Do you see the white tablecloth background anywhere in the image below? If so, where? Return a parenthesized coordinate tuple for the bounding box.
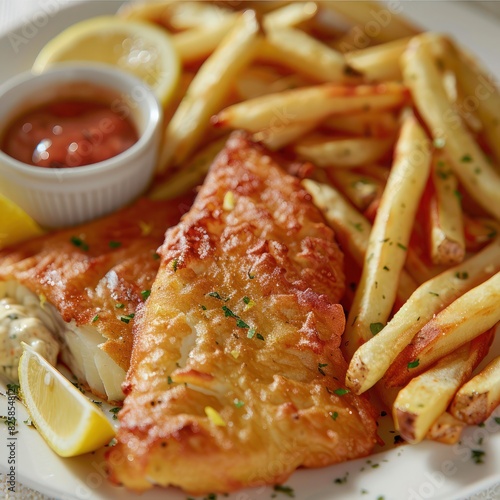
(0, 0, 500, 499)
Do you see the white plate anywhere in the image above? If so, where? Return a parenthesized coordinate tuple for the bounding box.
(0, 1, 499, 499)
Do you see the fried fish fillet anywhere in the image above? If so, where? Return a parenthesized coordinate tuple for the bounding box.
(107, 132, 378, 493)
(0, 196, 192, 401)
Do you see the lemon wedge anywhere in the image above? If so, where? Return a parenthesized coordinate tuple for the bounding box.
(32, 16, 180, 106)
(0, 194, 44, 250)
(18, 344, 116, 457)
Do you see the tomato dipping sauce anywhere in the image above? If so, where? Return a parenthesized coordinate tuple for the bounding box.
(1, 99, 138, 168)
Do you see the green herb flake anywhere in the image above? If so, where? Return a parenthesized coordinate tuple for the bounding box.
(172, 259, 178, 272)
(233, 399, 245, 408)
(330, 411, 339, 421)
(429, 291, 440, 297)
(120, 313, 135, 324)
(92, 314, 99, 323)
(109, 241, 122, 249)
(455, 272, 469, 280)
(397, 242, 407, 251)
(273, 485, 295, 498)
(141, 289, 151, 300)
(109, 407, 120, 420)
(256, 333, 265, 341)
(248, 270, 255, 279)
(334, 388, 350, 396)
(243, 296, 251, 305)
(115, 303, 125, 309)
(200, 305, 207, 311)
(370, 322, 384, 335)
(167, 376, 173, 385)
(494, 417, 500, 425)
(471, 449, 485, 464)
(461, 154, 473, 163)
(351, 222, 364, 232)
(318, 363, 328, 376)
(70, 236, 89, 251)
(333, 472, 349, 484)
(222, 306, 239, 319)
(407, 359, 420, 369)
(236, 318, 250, 329)
(383, 265, 390, 271)
(247, 328, 256, 339)
(152, 252, 160, 260)
(208, 291, 224, 300)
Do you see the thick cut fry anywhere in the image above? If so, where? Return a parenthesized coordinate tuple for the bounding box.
(386, 272, 500, 386)
(149, 138, 226, 200)
(158, 11, 259, 173)
(425, 412, 466, 445)
(323, 1, 419, 45)
(171, 15, 238, 64)
(303, 178, 417, 309)
(393, 332, 493, 444)
(450, 353, 500, 425)
(260, 28, 361, 84)
(263, 2, 318, 30)
(346, 237, 500, 394)
(343, 114, 431, 360)
(428, 155, 465, 265)
(402, 40, 500, 220)
(295, 135, 393, 168)
(212, 82, 409, 133)
(345, 37, 411, 82)
(253, 121, 318, 151)
(323, 111, 399, 138)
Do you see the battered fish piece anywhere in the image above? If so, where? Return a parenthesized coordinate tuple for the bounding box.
(0, 196, 192, 401)
(107, 132, 378, 493)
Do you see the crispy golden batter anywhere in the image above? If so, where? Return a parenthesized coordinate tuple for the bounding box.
(107, 132, 377, 494)
(0, 196, 192, 374)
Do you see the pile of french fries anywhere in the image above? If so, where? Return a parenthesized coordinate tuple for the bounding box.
(119, 1, 500, 446)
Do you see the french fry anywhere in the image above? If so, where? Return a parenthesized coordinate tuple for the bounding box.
(294, 134, 394, 168)
(463, 214, 500, 251)
(450, 353, 500, 425)
(425, 412, 466, 445)
(212, 82, 409, 133)
(263, 2, 318, 30)
(326, 169, 384, 212)
(393, 331, 493, 444)
(260, 28, 361, 84)
(385, 272, 500, 387)
(253, 121, 318, 151)
(167, 2, 233, 29)
(345, 37, 411, 82)
(149, 138, 226, 201)
(171, 15, 238, 64)
(343, 113, 431, 360)
(117, 0, 176, 23)
(347, 237, 500, 394)
(303, 178, 418, 311)
(323, 110, 399, 138)
(428, 154, 465, 265)
(322, 1, 419, 44)
(158, 11, 260, 173)
(402, 39, 500, 221)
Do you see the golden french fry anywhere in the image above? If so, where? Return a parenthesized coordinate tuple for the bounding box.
(346, 237, 500, 395)
(168, 2, 233, 29)
(323, 110, 399, 138)
(171, 15, 238, 64)
(428, 154, 465, 265)
(343, 113, 431, 360)
(294, 134, 394, 168)
(323, 1, 419, 45)
(263, 2, 318, 30)
(303, 178, 417, 308)
(345, 37, 411, 82)
(253, 121, 318, 151)
(450, 353, 500, 425)
(212, 82, 409, 133)
(426, 412, 466, 445)
(394, 333, 492, 444)
(463, 214, 500, 251)
(386, 272, 500, 387)
(158, 11, 260, 173)
(260, 28, 361, 84)
(327, 169, 384, 212)
(402, 39, 500, 220)
(149, 138, 226, 201)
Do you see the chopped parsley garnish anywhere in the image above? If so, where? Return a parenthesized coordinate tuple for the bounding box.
(370, 322, 384, 335)
(248, 270, 255, 279)
(273, 485, 295, 497)
(334, 388, 350, 396)
(383, 265, 390, 271)
(109, 407, 120, 420)
(141, 289, 151, 300)
(222, 306, 238, 319)
(471, 449, 485, 464)
(461, 154, 473, 162)
(407, 359, 420, 369)
(494, 417, 500, 425)
(330, 411, 339, 421)
(120, 313, 135, 324)
(429, 291, 440, 297)
(208, 291, 225, 301)
(115, 303, 125, 309)
(167, 376, 173, 385)
(172, 259, 178, 272)
(236, 318, 250, 329)
(397, 243, 407, 251)
(152, 252, 160, 260)
(109, 241, 122, 248)
(333, 472, 349, 484)
(455, 272, 468, 280)
(70, 236, 89, 251)
(200, 305, 207, 311)
(247, 329, 256, 339)
(256, 333, 265, 341)
(92, 314, 99, 323)
(351, 222, 364, 232)
(318, 363, 328, 376)
(243, 296, 251, 305)
(234, 399, 245, 408)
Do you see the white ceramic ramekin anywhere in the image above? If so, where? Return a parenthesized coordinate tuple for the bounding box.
(0, 63, 162, 228)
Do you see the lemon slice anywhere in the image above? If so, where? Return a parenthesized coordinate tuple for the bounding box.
(0, 194, 44, 250)
(32, 16, 180, 106)
(18, 344, 116, 457)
